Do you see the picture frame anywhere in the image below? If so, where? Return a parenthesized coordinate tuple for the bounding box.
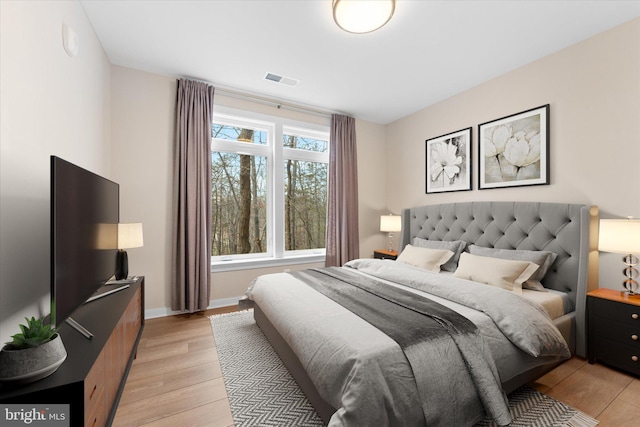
(425, 127, 472, 193)
(478, 104, 549, 190)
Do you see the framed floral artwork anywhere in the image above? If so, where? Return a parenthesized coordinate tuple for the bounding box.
(425, 127, 472, 193)
(478, 104, 549, 189)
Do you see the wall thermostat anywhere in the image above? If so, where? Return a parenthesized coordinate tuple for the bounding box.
(62, 24, 79, 57)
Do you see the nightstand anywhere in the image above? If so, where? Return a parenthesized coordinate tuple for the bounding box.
(373, 249, 398, 260)
(587, 288, 640, 376)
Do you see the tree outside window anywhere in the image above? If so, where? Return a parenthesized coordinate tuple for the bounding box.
(211, 113, 329, 263)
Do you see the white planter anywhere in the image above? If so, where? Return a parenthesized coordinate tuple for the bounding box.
(0, 334, 67, 384)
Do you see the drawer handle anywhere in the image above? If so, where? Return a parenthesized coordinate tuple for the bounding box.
(633, 313, 639, 320)
(633, 356, 639, 362)
(89, 384, 97, 400)
(633, 335, 639, 341)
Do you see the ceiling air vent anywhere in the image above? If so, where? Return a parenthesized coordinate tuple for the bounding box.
(265, 72, 299, 87)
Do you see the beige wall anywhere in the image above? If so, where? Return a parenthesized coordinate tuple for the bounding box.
(110, 67, 176, 314)
(356, 120, 390, 254)
(385, 18, 640, 289)
(0, 1, 112, 344)
(110, 67, 388, 316)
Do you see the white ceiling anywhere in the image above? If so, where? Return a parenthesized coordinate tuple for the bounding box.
(81, 0, 640, 124)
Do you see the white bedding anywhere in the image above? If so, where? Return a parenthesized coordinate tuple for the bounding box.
(522, 289, 567, 320)
(436, 270, 568, 320)
(247, 259, 571, 426)
(343, 262, 570, 380)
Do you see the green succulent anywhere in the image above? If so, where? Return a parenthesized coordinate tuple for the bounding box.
(4, 317, 59, 350)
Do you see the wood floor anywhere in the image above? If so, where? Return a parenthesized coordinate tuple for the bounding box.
(113, 307, 640, 427)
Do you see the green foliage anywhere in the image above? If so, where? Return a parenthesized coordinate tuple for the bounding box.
(4, 317, 59, 350)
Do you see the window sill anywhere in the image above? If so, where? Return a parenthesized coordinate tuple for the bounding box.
(211, 254, 325, 272)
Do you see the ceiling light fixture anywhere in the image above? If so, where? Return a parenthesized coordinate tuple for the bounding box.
(332, 0, 395, 34)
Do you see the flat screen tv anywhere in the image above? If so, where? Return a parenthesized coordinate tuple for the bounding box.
(50, 156, 119, 328)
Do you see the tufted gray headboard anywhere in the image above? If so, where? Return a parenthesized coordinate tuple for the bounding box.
(400, 201, 597, 357)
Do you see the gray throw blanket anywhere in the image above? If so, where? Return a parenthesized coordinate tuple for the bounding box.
(346, 259, 571, 359)
(290, 267, 512, 426)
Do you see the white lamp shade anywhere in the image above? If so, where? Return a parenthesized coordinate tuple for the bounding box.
(380, 215, 401, 233)
(117, 223, 144, 249)
(598, 218, 640, 254)
(333, 0, 395, 34)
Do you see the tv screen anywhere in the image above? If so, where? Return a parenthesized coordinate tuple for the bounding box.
(50, 156, 119, 328)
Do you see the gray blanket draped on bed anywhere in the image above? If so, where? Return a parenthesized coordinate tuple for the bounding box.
(346, 259, 572, 359)
(290, 267, 512, 426)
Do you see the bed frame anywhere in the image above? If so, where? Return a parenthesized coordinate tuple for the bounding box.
(254, 201, 598, 424)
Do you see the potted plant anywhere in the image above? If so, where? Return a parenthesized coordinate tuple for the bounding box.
(0, 316, 67, 384)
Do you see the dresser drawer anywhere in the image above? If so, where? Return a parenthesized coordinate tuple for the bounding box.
(592, 336, 640, 376)
(84, 386, 106, 427)
(588, 290, 640, 376)
(84, 349, 107, 427)
(591, 297, 640, 323)
(593, 316, 640, 345)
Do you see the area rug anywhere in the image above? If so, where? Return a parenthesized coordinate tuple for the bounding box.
(210, 310, 598, 427)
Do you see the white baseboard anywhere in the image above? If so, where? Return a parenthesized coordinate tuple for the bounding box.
(144, 296, 242, 319)
(208, 296, 242, 309)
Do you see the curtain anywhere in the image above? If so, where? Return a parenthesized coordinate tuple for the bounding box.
(171, 79, 215, 312)
(325, 114, 359, 267)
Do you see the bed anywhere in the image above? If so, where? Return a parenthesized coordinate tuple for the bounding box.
(245, 201, 598, 426)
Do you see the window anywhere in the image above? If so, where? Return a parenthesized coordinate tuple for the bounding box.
(210, 108, 329, 269)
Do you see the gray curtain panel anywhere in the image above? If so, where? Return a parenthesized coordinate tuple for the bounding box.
(171, 79, 214, 312)
(326, 114, 360, 267)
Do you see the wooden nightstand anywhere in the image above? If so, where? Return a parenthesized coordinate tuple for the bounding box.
(373, 249, 398, 260)
(587, 288, 640, 376)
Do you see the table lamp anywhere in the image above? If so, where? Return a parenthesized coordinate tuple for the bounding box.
(116, 223, 144, 280)
(598, 217, 640, 295)
(380, 214, 402, 252)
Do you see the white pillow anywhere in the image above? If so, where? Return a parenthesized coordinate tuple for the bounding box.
(396, 245, 454, 272)
(467, 245, 557, 291)
(453, 252, 540, 294)
(412, 238, 467, 272)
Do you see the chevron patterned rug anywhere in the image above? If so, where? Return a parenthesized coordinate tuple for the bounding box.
(210, 310, 598, 427)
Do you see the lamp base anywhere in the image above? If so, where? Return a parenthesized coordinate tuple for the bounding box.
(623, 281, 639, 295)
(621, 290, 640, 299)
(116, 250, 128, 280)
(622, 253, 639, 295)
(387, 232, 394, 252)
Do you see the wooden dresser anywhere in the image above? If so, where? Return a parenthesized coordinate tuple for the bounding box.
(587, 287, 640, 376)
(0, 277, 144, 426)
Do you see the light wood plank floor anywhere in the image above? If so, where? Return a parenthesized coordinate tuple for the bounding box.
(113, 307, 640, 427)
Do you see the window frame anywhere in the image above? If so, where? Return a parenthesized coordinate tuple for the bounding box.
(211, 106, 330, 272)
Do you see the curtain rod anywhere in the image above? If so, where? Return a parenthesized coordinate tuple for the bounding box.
(180, 76, 346, 119)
